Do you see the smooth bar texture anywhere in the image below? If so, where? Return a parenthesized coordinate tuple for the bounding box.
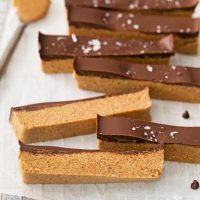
(10, 88, 151, 143)
(19, 142, 164, 184)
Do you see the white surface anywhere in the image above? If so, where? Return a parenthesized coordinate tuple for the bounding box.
(0, 1, 200, 200)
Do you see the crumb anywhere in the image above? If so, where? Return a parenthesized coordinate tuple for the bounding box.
(191, 180, 199, 190)
(182, 110, 190, 119)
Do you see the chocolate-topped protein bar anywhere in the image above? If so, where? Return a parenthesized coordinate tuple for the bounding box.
(19, 141, 164, 184)
(67, 6, 200, 54)
(65, 0, 199, 17)
(74, 57, 200, 103)
(97, 115, 200, 163)
(39, 32, 174, 73)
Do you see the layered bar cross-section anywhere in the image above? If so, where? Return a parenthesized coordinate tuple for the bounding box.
(19, 142, 164, 184)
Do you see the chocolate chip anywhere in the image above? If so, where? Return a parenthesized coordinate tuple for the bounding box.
(182, 110, 190, 119)
(191, 180, 199, 190)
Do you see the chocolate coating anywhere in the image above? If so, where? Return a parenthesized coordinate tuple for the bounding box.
(97, 115, 200, 146)
(39, 32, 174, 60)
(66, 0, 199, 10)
(74, 57, 200, 88)
(19, 141, 162, 154)
(68, 6, 200, 35)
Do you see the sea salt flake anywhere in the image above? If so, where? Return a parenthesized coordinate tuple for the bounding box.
(146, 65, 153, 72)
(132, 127, 136, 131)
(93, 0, 98, 7)
(140, 50, 145, 54)
(170, 131, 178, 138)
(116, 41, 122, 46)
(129, 13, 134, 18)
(117, 13, 123, 19)
(103, 41, 108, 45)
(82, 45, 92, 54)
(186, 28, 191, 32)
(105, 0, 111, 4)
(57, 36, 65, 41)
(127, 19, 132, 25)
(71, 33, 78, 43)
(133, 24, 139, 30)
(88, 39, 102, 51)
(129, 4, 135, 9)
(105, 12, 110, 17)
(171, 65, 176, 70)
(144, 126, 151, 130)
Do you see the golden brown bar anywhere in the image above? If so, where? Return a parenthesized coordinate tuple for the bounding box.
(74, 57, 200, 103)
(10, 88, 151, 143)
(19, 142, 164, 184)
(97, 115, 200, 164)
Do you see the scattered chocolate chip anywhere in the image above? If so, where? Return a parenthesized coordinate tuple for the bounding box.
(191, 180, 199, 190)
(182, 110, 190, 119)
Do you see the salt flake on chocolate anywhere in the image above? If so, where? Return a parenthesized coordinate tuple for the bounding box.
(71, 34, 78, 43)
(133, 24, 139, 30)
(144, 126, 151, 130)
(88, 39, 102, 52)
(170, 131, 178, 139)
(147, 65, 153, 72)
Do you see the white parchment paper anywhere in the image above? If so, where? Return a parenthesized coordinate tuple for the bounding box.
(0, 1, 200, 199)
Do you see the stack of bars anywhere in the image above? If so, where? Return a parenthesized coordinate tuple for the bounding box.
(10, 0, 200, 184)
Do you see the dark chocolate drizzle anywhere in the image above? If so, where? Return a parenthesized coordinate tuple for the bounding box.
(74, 57, 200, 88)
(39, 32, 174, 60)
(68, 6, 200, 35)
(65, 0, 199, 11)
(97, 115, 200, 146)
(19, 141, 163, 154)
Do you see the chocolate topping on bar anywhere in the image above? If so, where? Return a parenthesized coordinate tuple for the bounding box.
(74, 57, 200, 87)
(19, 141, 162, 154)
(11, 96, 106, 112)
(97, 115, 200, 146)
(66, 0, 199, 10)
(68, 6, 200, 35)
(39, 32, 174, 60)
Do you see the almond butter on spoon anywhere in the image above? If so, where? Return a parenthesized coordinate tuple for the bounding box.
(13, 0, 51, 22)
(0, 0, 51, 76)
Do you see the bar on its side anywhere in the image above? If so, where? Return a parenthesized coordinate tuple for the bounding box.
(19, 142, 164, 184)
(39, 32, 174, 73)
(74, 57, 200, 103)
(65, 0, 199, 17)
(97, 115, 200, 164)
(68, 7, 200, 54)
(10, 88, 151, 143)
